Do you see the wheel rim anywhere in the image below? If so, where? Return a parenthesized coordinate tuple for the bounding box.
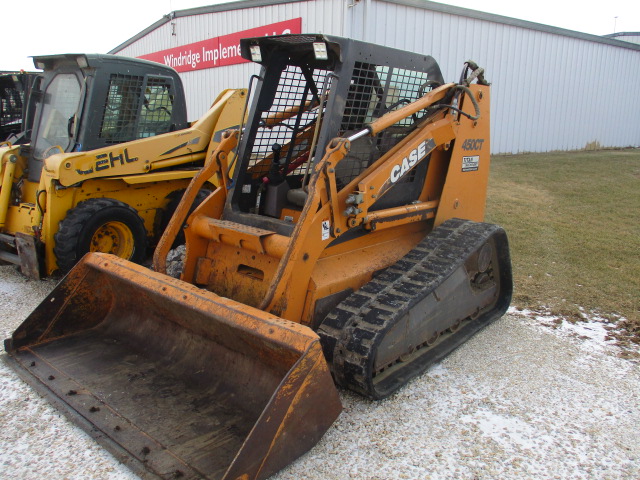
(89, 221, 135, 259)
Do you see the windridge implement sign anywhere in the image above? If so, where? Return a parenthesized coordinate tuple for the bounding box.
(139, 19, 302, 72)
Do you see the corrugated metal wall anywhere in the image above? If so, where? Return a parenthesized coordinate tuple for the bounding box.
(113, 0, 640, 154)
(345, 0, 640, 153)
(115, 0, 346, 120)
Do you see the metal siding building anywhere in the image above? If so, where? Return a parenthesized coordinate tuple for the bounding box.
(112, 0, 345, 122)
(111, 0, 640, 154)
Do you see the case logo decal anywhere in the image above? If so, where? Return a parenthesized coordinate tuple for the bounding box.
(390, 138, 435, 184)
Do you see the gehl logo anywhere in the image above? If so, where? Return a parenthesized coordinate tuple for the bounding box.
(76, 148, 139, 175)
(390, 138, 436, 184)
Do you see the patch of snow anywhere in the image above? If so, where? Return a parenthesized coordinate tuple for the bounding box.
(0, 279, 22, 295)
(559, 319, 612, 346)
(426, 362, 448, 378)
(508, 306, 624, 355)
(460, 408, 551, 451)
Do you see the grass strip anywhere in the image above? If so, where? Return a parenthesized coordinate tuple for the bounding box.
(485, 149, 639, 346)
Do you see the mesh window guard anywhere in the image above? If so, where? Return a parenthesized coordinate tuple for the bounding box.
(247, 66, 330, 180)
(99, 74, 144, 143)
(138, 78, 174, 138)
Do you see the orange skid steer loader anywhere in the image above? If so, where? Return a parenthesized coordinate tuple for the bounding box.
(5, 35, 512, 480)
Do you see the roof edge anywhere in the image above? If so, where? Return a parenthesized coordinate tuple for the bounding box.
(603, 31, 640, 38)
(382, 0, 640, 51)
(173, 0, 307, 18)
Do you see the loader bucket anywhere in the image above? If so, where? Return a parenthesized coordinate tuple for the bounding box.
(4, 253, 342, 480)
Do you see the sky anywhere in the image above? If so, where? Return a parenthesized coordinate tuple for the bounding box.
(2, 0, 638, 71)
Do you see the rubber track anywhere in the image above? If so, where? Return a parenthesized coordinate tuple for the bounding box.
(53, 198, 143, 273)
(318, 218, 510, 399)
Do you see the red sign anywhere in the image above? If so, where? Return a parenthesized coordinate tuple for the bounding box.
(140, 18, 302, 72)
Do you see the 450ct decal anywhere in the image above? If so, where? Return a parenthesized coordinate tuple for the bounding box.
(461, 139, 485, 151)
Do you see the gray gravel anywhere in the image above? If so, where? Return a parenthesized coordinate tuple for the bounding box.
(1, 264, 638, 480)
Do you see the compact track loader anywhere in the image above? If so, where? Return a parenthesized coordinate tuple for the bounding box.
(5, 35, 512, 480)
(0, 54, 245, 277)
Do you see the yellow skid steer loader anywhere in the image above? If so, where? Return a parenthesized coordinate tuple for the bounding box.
(5, 35, 512, 480)
(0, 54, 245, 277)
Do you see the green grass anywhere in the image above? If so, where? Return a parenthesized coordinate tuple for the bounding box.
(485, 149, 640, 337)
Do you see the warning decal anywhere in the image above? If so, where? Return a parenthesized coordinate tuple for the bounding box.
(462, 155, 480, 172)
(321, 220, 331, 241)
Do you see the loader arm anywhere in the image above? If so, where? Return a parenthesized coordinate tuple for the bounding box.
(259, 82, 487, 319)
(44, 89, 246, 187)
(153, 130, 238, 274)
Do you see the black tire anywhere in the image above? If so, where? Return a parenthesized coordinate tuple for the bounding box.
(160, 189, 211, 248)
(54, 198, 147, 273)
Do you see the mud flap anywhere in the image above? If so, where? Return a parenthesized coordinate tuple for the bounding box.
(4, 253, 342, 480)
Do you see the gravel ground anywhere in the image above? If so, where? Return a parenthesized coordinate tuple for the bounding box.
(1, 264, 638, 480)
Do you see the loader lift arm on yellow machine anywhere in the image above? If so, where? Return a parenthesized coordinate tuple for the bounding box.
(5, 35, 512, 480)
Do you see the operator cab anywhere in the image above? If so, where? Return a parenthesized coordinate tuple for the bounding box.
(23, 54, 188, 182)
(226, 34, 445, 235)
